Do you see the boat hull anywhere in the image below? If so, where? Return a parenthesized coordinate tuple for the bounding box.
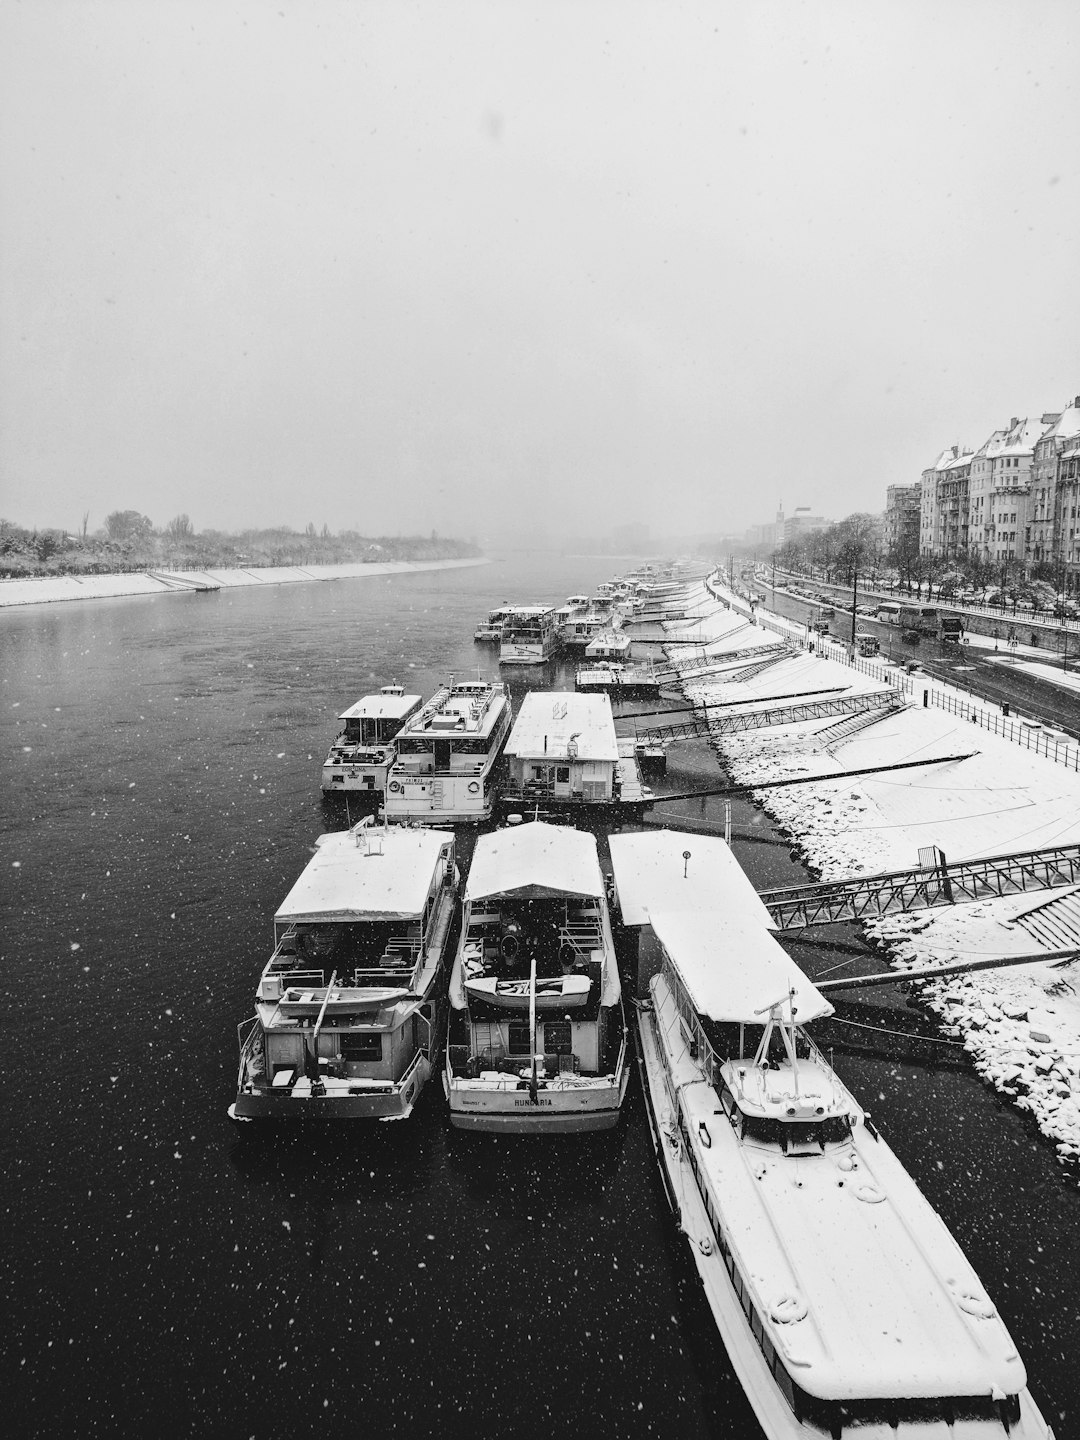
(446, 1069, 628, 1133)
(233, 1060, 431, 1121)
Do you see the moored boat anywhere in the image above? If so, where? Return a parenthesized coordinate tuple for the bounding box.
(499, 605, 559, 665)
(474, 603, 513, 642)
(575, 660, 660, 698)
(444, 821, 631, 1132)
(231, 823, 459, 1121)
(320, 684, 423, 796)
(383, 678, 513, 824)
(612, 850, 1054, 1437)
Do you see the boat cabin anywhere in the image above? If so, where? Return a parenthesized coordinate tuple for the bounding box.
(584, 630, 631, 660)
(503, 691, 619, 802)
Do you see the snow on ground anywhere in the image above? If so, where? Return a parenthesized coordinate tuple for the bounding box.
(667, 578, 1080, 1167)
(0, 557, 488, 608)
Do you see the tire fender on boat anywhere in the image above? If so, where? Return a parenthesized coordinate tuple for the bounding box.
(770, 1293, 808, 1324)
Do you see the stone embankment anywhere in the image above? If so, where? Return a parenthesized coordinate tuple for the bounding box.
(0, 556, 489, 608)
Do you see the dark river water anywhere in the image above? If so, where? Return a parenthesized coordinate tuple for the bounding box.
(2, 554, 1077, 1440)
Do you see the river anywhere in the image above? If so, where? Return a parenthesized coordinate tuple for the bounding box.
(2, 553, 1075, 1439)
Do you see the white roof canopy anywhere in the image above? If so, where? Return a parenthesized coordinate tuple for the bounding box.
(275, 828, 453, 924)
(650, 908, 833, 1024)
(608, 830, 776, 929)
(505, 692, 619, 763)
(337, 692, 421, 722)
(466, 822, 603, 902)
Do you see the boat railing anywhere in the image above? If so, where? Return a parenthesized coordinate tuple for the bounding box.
(352, 936, 424, 986)
(393, 757, 490, 777)
(559, 920, 602, 954)
(277, 969, 327, 991)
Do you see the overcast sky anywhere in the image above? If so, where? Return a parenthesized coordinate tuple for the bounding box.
(1, 0, 1077, 543)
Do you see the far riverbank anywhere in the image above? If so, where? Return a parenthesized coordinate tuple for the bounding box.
(0, 555, 490, 608)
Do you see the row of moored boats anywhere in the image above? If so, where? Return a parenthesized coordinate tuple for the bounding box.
(230, 560, 1054, 1440)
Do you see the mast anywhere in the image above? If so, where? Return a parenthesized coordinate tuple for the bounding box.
(528, 948, 539, 1104)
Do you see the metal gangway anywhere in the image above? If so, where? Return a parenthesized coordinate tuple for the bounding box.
(621, 689, 898, 745)
(760, 841, 1080, 932)
(657, 640, 792, 682)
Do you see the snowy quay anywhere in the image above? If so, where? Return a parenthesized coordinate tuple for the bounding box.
(0, 556, 489, 608)
(637, 571, 1080, 1173)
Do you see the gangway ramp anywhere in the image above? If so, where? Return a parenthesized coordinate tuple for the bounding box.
(815, 696, 907, 749)
(622, 689, 897, 745)
(662, 641, 793, 682)
(760, 842, 1080, 932)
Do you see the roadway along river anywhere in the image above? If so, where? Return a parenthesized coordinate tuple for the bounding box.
(754, 580, 1080, 737)
(3, 554, 1077, 1440)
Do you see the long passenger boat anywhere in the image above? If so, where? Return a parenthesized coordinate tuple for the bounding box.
(627, 898, 1054, 1438)
(444, 821, 630, 1132)
(382, 678, 512, 824)
(230, 823, 458, 1121)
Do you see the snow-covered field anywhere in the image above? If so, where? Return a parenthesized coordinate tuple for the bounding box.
(0, 556, 488, 607)
(655, 579, 1080, 1168)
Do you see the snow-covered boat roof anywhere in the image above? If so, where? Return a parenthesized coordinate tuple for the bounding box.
(275, 827, 454, 924)
(650, 908, 832, 1023)
(504, 692, 619, 763)
(466, 821, 604, 902)
(400, 681, 509, 739)
(608, 830, 776, 929)
(337, 692, 422, 722)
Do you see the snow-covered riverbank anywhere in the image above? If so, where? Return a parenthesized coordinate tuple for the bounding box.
(0, 556, 489, 608)
(653, 578, 1080, 1169)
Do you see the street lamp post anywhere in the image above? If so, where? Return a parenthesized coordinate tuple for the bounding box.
(850, 564, 858, 647)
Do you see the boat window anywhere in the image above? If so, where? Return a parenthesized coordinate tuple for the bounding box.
(790, 1390, 1021, 1430)
(740, 1112, 785, 1146)
(507, 1022, 531, 1056)
(341, 1034, 383, 1061)
(543, 1020, 572, 1054)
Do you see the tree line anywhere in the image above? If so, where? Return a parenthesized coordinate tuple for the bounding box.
(0, 512, 481, 578)
(744, 512, 1059, 606)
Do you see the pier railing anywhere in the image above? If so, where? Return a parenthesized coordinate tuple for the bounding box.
(714, 576, 1080, 774)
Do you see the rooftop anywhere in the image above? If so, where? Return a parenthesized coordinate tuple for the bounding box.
(505, 691, 619, 762)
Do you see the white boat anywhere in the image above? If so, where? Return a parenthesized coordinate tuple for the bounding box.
(575, 660, 660, 697)
(462, 973, 592, 1010)
(444, 821, 631, 1132)
(320, 684, 423, 795)
(584, 630, 631, 660)
(498, 605, 559, 665)
(474, 603, 513, 642)
(231, 823, 458, 1121)
(623, 892, 1054, 1438)
(383, 678, 513, 824)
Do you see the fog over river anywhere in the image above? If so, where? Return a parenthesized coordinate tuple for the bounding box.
(3, 554, 1076, 1439)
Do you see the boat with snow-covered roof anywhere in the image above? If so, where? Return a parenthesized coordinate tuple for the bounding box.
(610, 835, 1053, 1439)
(230, 822, 458, 1121)
(320, 684, 423, 797)
(444, 821, 630, 1132)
